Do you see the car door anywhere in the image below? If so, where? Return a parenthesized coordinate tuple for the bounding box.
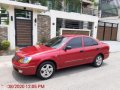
(81, 36, 100, 64)
(59, 37, 84, 68)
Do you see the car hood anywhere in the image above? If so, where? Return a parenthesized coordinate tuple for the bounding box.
(16, 45, 54, 56)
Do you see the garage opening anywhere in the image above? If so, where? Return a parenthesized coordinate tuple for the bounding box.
(56, 18, 94, 36)
(97, 22, 118, 41)
(15, 9, 33, 47)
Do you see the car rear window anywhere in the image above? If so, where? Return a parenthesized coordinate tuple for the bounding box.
(84, 37, 98, 47)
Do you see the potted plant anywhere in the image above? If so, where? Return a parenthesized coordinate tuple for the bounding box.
(0, 40, 10, 55)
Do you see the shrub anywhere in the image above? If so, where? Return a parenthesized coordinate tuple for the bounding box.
(40, 36, 47, 44)
(1, 40, 10, 50)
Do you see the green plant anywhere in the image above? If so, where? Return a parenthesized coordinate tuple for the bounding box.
(40, 36, 47, 44)
(1, 40, 10, 50)
(94, 2, 98, 6)
(91, 0, 98, 7)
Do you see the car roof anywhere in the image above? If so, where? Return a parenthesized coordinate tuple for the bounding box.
(62, 34, 100, 43)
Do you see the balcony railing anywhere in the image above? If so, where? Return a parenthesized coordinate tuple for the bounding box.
(8, 0, 98, 16)
(82, 7, 98, 16)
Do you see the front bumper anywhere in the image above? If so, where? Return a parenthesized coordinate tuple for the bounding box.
(12, 59, 37, 75)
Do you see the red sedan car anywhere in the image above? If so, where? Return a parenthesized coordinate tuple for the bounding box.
(12, 35, 109, 80)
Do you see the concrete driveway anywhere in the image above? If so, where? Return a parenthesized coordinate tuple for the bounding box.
(102, 41, 120, 52)
(0, 52, 120, 90)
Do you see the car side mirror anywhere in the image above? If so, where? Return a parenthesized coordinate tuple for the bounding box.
(64, 46, 72, 51)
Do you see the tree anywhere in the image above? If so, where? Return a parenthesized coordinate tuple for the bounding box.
(37, 0, 48, 6)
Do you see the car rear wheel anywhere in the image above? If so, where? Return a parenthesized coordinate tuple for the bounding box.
(36, 61, 55, 80)
(92, 55, 103, 67)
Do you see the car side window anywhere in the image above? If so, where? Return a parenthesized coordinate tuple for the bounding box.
(84, 37, 98, 47)
(66, 37, 82, 49)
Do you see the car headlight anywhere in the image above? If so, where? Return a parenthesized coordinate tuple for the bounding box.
(18, 57, 32, 64)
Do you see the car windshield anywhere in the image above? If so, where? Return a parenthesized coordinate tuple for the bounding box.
(44, 36, 68, 49)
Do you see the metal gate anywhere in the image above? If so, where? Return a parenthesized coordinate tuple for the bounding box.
(15, 9, 33, 47)
(97, 22, 118, 41)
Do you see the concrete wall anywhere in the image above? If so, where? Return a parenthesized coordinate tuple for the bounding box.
(0, 26, 8, 41)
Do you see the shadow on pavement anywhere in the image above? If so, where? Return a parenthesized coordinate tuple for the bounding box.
(54, 63, 107, 78)
(12, 63, 108, 83)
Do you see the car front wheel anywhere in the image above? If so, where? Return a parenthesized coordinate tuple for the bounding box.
(36, 61, 55, 80)
(92, 55, 103, 67)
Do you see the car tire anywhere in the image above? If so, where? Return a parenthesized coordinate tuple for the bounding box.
(92, 55, 103, 67)
(36, 61, 55, 80)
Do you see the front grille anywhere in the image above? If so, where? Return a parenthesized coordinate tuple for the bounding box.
(13, 55, 21, 61)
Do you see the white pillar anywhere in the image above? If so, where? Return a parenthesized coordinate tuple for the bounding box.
(50, 15, 56, 38)
(83, 21, 88, 29)
(117, 22, 120, 41)
(7, 6, 15, 50)
(33, 9, 38, 45)
(92, 20, 98, 38)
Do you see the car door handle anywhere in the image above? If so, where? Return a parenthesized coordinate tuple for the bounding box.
(96, 48, 100, 50)
(80, 50, 84, 53)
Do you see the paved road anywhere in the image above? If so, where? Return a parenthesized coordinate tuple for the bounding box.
(102, 41, 120, 53)
(0, 52, 120, 90)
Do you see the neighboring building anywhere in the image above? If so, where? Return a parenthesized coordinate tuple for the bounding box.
(99, 0, 118, 17)
(0, 0, 99, 49)
(98, 0, 120, 41)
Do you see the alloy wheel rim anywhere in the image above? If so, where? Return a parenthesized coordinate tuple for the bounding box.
(40, 64, 53, 78)
(96, 56, 102, 66)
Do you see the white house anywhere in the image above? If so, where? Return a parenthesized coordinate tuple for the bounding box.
(0, 0, 99, 50)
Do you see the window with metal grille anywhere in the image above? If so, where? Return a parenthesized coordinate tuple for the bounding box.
(15, 9, 32, 20)
(0, 7, 9, 25)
